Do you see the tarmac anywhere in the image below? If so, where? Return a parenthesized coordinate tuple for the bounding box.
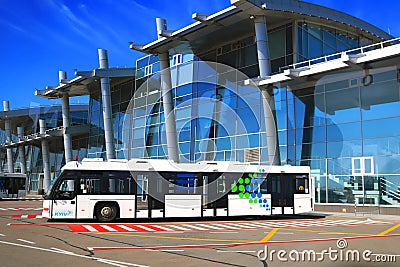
(310, 211, 400, 221)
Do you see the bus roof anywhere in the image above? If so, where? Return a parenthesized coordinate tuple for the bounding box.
(61, 158, 310, 174)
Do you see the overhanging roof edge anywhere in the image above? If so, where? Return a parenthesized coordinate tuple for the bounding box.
(234, 0, 392, 40)
(139, 6, 241, 53)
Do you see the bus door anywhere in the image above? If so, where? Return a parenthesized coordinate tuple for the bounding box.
(51, 177, 77, 219)
(202, 175, 214, 217)
(146, 173, 164, 218)
(164, 173, 201, 218)
(136, 174, 149, 218)
(269, 174, 294, 215)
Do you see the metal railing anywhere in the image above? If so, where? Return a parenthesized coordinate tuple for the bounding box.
(380, 177, 400, 203)
(279, 37, 400, 73)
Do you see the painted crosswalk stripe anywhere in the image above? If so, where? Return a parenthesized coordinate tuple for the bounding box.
(116, 225, 137, 232)
(164, 225, 192, 231)
(248, 222, 273, 228)
(82, 225, 99, 232)
(134, 225, 156, 232)
(214, 224, 243, 230)
(235, 223, 259, 228)
(100, 225, 118, 232)
(148, 225, 172, 231)
(181, 224, 210, 231)
(192, 224, 224, 230)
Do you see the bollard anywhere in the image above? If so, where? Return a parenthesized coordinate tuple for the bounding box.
(354, 197, 357, 216)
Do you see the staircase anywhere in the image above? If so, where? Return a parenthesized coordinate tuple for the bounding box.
(380, 177, 400, 205)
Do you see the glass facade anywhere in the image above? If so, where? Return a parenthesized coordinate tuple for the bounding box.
(0, 106, 89, 191)
(127, 59, 268, 163)
(87, 79, 135, 159)
(296, 22, 369, 62)
(119, 17, 400, 207)
(281, 66, 400, 205)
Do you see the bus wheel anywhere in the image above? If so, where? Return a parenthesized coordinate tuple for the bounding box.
(96, 202, 117, 222)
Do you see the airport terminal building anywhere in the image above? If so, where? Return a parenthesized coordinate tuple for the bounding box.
(0, 103, 88, 195)
(2, 0, 400, 214)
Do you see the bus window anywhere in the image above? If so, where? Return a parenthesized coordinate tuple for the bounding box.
(107, 172, 134, 194)
(163, 172, 199, 195)
(260, 179, 268, 194)
(295, 175, 309, 194)
(79, 178, 101, 194)
(55, 178, 76, 200)
(217, 175, 226, 193)
(271, 174, 281, 193)
(137, 174, 148, 201)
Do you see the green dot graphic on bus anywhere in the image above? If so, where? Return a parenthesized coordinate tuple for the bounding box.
(231, 169, 270, 211)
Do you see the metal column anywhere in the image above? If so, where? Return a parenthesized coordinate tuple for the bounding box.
(39, 119, 51, 193)
(98, 49, 116, 160)
(156, 18, 179, 163)
(17, 127, 27, 174)
(254, 16, 281, 165)
(3, 100, 14, 173)
(61, 92, 73, 163)
(17, 126, 28, 193)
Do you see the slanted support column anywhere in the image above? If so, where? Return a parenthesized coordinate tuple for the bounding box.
(3, 100, 14, 173)
(156, 18, 179, 163)
(40, 119, 51, 193)
(61, 92, 73, 163)
(254, 16, 281, 165)
(17, 127, 27, 174)
(98, 49, 116, 160)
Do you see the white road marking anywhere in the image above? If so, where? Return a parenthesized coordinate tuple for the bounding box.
(217, 250, 256, 253)
(152, 231, 185, 234)
(181, 224, 210, 230)
(16, 239, 35, 244)
(248, 222, 272, 228)
(209, 231, 238, 234)
(234, 223, 259, 228)
(164, 225, 192, 231)
(0, 208, 42, 211)
(318, 232, 347, 235)
(116, 225, 137, 232)
(158, 249, 185, 252)
(0, 234, 5, 237)
(82, 225, 98, 232)
(275, 232, 294, 235)
(0, 240, 149, 267)
(148, 225, 173, 231)
(50, 247, 74, 254)
(134, 225, 155, 232)
(97, 259, 129, 267)
(191, 224, 224, 230)
(100, 225, 118, 232)
(214, 224, 243, 230)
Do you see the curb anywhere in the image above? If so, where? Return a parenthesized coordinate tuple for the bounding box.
(0, 198, 43, 201)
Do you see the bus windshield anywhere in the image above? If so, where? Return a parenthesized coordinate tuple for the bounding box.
(44, 173, 61, 198)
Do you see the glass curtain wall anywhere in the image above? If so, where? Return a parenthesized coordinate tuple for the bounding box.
(297, 22, 372, 62)
(87, 79, 135, 159)
(128, 19, 398, 206)
(277, 66, 400, 205)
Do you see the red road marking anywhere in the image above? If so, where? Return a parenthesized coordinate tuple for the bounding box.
(7, 220, 394, 233)
(88, 233, 400, 251)
(68, 224, 91, 232)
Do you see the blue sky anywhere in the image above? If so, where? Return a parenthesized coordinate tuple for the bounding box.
(0, 0, 399, 109)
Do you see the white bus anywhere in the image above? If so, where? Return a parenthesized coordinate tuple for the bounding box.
(42, 158, 313, 222)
